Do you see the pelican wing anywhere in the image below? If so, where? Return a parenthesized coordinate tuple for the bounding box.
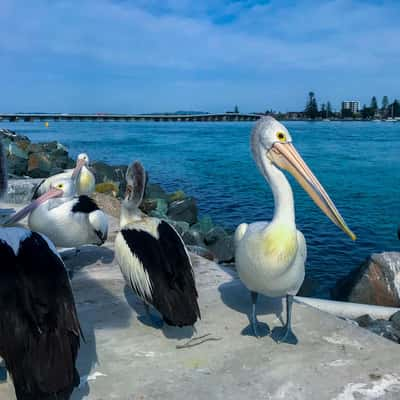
(0, 230, 81, 399)
(120, 221, 200, 326)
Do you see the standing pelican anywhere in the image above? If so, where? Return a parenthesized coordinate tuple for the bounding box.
(0, 141, 81, 399)
(32, 152, 95, 199)
(4, 178, 108, 248)
(115, 161, 200, 327)
(235, 117, 355, 342)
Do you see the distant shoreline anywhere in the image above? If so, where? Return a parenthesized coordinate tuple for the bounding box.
(1, 112, 399, 123)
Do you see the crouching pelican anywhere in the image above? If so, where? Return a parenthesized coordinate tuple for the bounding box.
(0, 141, 82, 399)
(32, 152, 95, 199)
(235, 117, 355, 343)
(4, 178, 108, 248)
(115, 161, 200, 327)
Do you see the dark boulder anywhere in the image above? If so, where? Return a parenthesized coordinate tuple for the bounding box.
(27, 152, 53, 178)
(145, 183, 169, 201)
(204, 226, 234, 263)
(167, 197, 198, 226)
(390, 311, 400, 330)
(331, 252, 400, 307)
(355, 314, 400, 344)
(7, 154, 28, 176)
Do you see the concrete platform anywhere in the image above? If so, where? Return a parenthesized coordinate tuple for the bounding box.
(1, 210, 400, 399)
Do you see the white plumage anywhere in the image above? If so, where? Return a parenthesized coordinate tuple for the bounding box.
(32, 153, 95, 198)
(235, 117, 355, 342)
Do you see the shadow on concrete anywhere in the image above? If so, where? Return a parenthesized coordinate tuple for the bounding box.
(123, 285, 194, 340)
(66, 248, 133, 400)
(217, 279, 284, 338)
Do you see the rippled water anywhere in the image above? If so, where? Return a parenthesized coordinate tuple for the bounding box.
(3, 120, 400, 297)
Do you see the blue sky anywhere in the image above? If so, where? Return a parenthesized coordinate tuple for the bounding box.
(1, 0, 399, 113)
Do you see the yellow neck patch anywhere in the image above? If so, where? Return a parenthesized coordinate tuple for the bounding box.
(262, 223, 298, 270)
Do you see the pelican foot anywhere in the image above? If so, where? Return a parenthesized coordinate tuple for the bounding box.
(241, 321, 270, 338)
(271, 325, 298, 345)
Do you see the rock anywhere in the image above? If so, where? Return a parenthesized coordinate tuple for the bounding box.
(149, 199, 168, 219)
(140, 199, 158, 214)
(182, 228, 205, 247)
(186, 245, 217, 261)
(390, 311, 400, 330)
(191, 216, 214, 235)
(168, 190, 186, 202)
(91, 162, 127, 193)
(204, 227, 234, 263)
(355, 314, 374, 328)
(167, 197, 198, 225)
(331, 252, 400, 307)
(27, 152, 53, 178)
(7, 155, 28, 176)
(0, 128, 30, 144)
(95, 182, 119, 196)
(91, 192, 121, 219)
(4, 178, 43, 203)
(7, 142, 28, 160)
(145, 183, 169, 201)
(354, 315, 400, 344)
(168, 220, 190, 237)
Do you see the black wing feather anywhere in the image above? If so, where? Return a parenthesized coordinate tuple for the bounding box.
(121, 220, 200, 327)
(31, 179, 46, 200)
(72, 195, 99, 213)
(0, 231, 81, 400)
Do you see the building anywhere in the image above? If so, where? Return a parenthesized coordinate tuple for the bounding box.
(341, 101, 360, 114)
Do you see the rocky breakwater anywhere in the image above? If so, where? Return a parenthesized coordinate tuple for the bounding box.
(332, 252, 400, 343)
(93, 180, 235, 263)
(1, 128, 235, 263)
(0, 128, 74, 177)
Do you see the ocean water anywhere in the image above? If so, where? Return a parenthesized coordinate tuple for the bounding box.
(2, 120, 400, 297)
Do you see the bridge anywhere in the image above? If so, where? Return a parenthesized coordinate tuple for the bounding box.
(0, 113, 262, 122)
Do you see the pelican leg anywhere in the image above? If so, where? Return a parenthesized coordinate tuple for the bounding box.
(143, 302, 163, 329)
(272, 295, 298, 345)
(251, 291, 260, 338)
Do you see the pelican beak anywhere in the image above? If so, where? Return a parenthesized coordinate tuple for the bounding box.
(3, 188, 63, 226)
(71, 158, 86, 180)
(268, 142, 356, 240)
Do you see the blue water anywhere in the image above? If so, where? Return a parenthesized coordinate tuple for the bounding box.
(2, 120, 400, 297)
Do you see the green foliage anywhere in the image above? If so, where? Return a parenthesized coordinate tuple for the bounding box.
(370, 96, 378, 113)
(326, 101, 332, 117)
(304, 92, 319, 119)
(381, 96, 389, 111)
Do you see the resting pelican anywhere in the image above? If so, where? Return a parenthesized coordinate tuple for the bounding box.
(115, 161, 200, 327)
(235, 117, 355, 342)
(32, 152, 95, 199)
(0, 141, 81, 399)
(4, 178, 108, 248)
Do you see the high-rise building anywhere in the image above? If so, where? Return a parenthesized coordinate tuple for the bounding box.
(341, 101, 360, 114)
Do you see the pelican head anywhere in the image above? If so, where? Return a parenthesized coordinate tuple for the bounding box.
(252, 117, 355, 240)
(3, 178, 74, 226)
(71, 153, 90, 180)
(123, 161, 146, 210)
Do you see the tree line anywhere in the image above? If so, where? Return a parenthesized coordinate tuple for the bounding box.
(304, 92, 400, 119)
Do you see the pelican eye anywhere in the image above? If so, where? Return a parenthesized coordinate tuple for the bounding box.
(57, 184, 63, 189)
(277, 132, 286, 142)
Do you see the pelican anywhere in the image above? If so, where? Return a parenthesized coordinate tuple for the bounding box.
(115, 161, 200, 327)
(235, 117, 355, 343)
(4, 178, 108, 248)
(0, 141, 81, 399)
(32, 152, 95, 199)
